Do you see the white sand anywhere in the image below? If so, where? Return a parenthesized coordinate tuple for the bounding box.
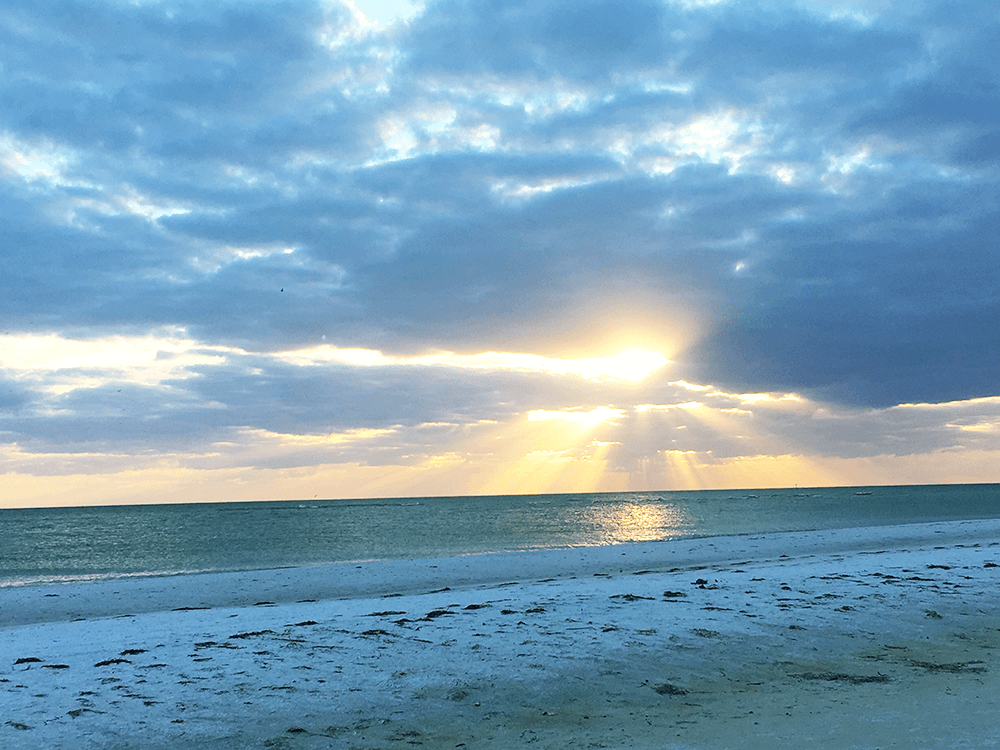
(3, 519, 1000, 749)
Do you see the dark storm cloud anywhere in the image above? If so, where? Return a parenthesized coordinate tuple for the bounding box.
(689, 167, 1000, 406)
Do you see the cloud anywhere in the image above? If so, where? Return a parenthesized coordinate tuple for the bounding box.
(401, 0, 672, 82)
(2, 0, 1000, 503)
(2, 328, 995, 485)
(0, 378, 33, 415)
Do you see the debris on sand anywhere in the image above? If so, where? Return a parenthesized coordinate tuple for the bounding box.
(793, 671, 890, 684)
(650, 682, 688, 696)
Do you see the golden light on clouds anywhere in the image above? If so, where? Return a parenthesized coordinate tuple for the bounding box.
(278, 345, 669, 382)
(896, 395, 1000, 410)
(670, 380, 712, 392)
(0, 332, 199, 370)
(0, 331, 235, 392)
(4, 329, 1000, 509)
(0, 332, 670, 406)
(236, 427, 397, 447)
(732, 392, 802, 405)
(950, 419, 1000, 434)
(528, 406, 625, 427)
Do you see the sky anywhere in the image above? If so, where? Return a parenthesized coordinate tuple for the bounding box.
(2, 0, 999, 508)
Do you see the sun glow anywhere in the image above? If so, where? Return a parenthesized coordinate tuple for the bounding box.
(528, 406, 625, 426)
(236, 427, 397, 446)
(472, 403, 629, 496)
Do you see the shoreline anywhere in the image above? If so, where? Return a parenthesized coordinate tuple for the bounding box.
(5, 518, 1000, 628)
(4, 519, 1000, 748)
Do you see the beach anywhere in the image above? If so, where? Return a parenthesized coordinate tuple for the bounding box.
(3, 519, 1000, 749)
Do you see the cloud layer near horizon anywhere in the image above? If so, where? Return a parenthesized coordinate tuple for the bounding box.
(2, 0, 999, 505)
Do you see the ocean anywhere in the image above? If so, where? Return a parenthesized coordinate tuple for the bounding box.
(2, 484, 999, 588)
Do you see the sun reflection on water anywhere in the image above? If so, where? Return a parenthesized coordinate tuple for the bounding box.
(584, 501, 693, 544)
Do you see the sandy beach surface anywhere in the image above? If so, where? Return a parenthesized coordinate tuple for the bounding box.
(3, 519, 1000, 749)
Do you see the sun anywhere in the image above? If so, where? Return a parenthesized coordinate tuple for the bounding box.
(594, 350, 670, 382)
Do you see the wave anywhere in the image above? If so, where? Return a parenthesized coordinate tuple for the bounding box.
(0, 566, 228, 589)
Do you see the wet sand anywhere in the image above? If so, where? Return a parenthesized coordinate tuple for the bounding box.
(3, 519, 1000, 749)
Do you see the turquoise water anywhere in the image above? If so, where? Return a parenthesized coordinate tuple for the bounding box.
(2, 484, 999, 587)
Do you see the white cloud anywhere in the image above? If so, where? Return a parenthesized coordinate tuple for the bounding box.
(349, 0, 424, 29)
(0, 331, 236, 390)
